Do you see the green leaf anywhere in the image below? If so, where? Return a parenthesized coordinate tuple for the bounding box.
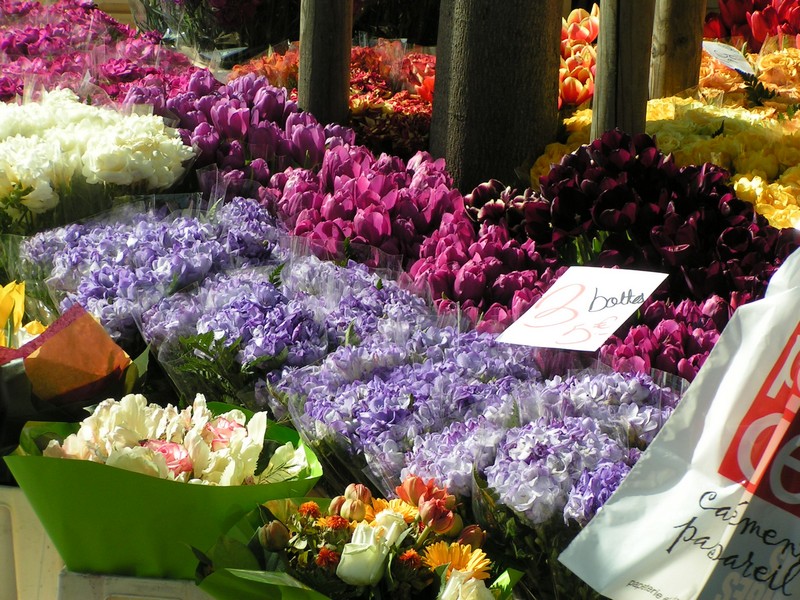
(491, 568, 524, 600)
(269, 263, 286, 287)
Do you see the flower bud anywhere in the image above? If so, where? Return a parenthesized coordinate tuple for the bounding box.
(443, 513, 464, 538)
(340, 498, 367, 522)
(418, 498, 455, 534)
(329, 495, 346, 516)
(457, 525, 487, 549)
(257, 520, 291, 552)
(344, 483, 372, 504)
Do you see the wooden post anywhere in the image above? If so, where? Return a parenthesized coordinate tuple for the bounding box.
(432, 0, 561, 192)
(649, 0, 706, 99)
(298, 0, 352, 125)
(591, 0, 656, 140)
(429, 0, 454, 159)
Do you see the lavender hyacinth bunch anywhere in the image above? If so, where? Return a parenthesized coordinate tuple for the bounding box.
(282, 253, 436, 346)
(288, 327, 542, 492)
(18, 197, 284, 349)
(520, 370, 683, 446)
(485, 416, 630, 526)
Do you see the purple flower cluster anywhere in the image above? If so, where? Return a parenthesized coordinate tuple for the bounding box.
(283, 327, 543, 490)
(125, 71, 356, 204)
(484, 416, 632, 526)
(0, 0, 199, 103)
(598, 295, 731, 381)
(282, 254, 436, 346)
(519, 370, 682, 446)
(563, 453, 638, 527)
(141, 254, 439, 405)
(270, 147, 464, 267)
(401, 417, 507, 498)
(19, 197, 283, 348)
(141, 268, 328, 372)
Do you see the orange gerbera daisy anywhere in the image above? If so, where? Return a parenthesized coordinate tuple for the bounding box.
(421, 541, 492, 580)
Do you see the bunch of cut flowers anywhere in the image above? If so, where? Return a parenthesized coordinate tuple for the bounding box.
(0, 86, 196, 235)
(228, 41, 435, 158)
(198, 475, 520, 600)
(13, 196, 284, 352)
(4, 391, 322, 579)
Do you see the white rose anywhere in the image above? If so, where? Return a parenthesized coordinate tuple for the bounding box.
(372, 509, 408, 547)
(438, 570, 495, 600)
(336, 522, 390, 587)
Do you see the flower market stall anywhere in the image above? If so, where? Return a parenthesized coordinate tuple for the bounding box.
(3, 0, 800, 599)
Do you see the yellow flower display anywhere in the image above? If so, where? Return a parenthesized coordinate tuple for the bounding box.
(530, 61, 800, 228)
(421, 540, 492, 581)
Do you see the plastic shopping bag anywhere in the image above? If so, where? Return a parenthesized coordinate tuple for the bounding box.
(559, 250, 800, 600)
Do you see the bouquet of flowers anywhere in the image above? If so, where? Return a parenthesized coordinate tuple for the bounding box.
(4, 392, 322, 579)
(0, 87, 196, 235)
(12, 196, 284, 352)
(198, 475, 521, 600)
(139, 253, 435, 413)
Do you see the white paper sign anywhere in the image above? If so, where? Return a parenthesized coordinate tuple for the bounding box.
(702, 41, 755, 76)
(496, 266, 667, 352)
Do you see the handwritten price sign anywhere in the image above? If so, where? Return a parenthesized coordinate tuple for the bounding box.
(702, 41, 755, 76)
(497, 267, 667, 352)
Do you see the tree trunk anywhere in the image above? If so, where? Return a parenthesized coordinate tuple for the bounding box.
(591, 0, 656, 139)
(649, 0, 706, 99)
(429, 0, 454, 159)
(432, 0, 561, 192)
(298, 0, 353, 125)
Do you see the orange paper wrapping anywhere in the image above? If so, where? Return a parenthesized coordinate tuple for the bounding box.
(19, 304, 130, 403)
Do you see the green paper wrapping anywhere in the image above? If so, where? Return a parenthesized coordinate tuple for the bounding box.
(4, 423, 322, 580)
(200, 569, 331, 600)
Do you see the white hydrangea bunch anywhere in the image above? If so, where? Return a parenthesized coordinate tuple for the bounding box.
(43, 393, 308, 486)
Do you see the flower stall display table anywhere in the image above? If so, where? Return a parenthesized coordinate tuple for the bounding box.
(57, 571, 212, 600)
(0, 485, 62, 600)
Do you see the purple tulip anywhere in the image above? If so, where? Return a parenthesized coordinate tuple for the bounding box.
(190, 122, 220, 165)
(353, 204, 392, 246)
(210, 100, 250, 140)
(453, 260, 487, 303)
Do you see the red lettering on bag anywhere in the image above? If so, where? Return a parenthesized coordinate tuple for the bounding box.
(718, 322, 800, 516)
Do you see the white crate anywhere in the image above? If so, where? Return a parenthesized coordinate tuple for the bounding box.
(0, 485, 62, 600)
(58, 571, 214, 600)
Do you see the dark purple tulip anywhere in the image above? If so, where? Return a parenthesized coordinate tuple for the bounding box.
(190, 122, 220, 165)
(653, 344, 684, 374)
(218, 139, 246, 170)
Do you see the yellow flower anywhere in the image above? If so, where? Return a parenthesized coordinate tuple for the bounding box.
(733, 174, 766, 205)
(365, 498, 418, 524)
(530, 142, 577, 184)
(0, 281, 26, 347)
(421, 541, 492, 581)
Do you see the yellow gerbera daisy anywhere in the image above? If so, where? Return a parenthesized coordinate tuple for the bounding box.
(421, 541, 492, 581)
(365, 498, 418, 524)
